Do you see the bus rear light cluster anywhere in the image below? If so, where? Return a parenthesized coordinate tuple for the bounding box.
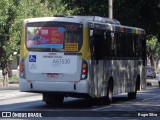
(80, 60, 88, 80)
(19, 59, 25, 78)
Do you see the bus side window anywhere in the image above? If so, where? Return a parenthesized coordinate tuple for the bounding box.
(105, 31, 112, 57)
(115, 33, 122, 57)
(134, 35, 142, 57)
(141, 35, 146, 66)
(94, 35, 104, 60)
(93, 30, 105, 60)
(121, 33, 127, 57)
(90, 29, 94, 58)
(110, 33, 116, 57)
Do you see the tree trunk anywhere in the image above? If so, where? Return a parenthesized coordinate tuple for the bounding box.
(1, 60, 9, 87)
(8, 60, 12, 77)
(149, 52, 155, 69)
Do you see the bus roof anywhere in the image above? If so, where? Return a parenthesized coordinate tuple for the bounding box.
(23, 17, 87, 25)
(67, 16, 145, 35)
(67, 16, 121, 25)
(23, 16, 145, 35)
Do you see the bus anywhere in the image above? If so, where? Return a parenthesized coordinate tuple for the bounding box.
(19, 16, 146, 105)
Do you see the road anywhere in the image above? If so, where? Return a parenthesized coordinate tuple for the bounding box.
(0, 86, 160, 119)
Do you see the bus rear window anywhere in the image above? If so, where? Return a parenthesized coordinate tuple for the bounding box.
(26, 22, 83, 52)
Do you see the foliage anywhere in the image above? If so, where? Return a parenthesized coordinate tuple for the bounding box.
(114, 0, 160, 42)
(146, 36, 160, 68)
(0, 0, 73, 86)
(62, 0, 108, 16)
(62, 0, 160, 67)
(0, 0, 160, 75)
(9, 75, 19, 81)
(147, 36, 160, 58)
(63, 0, 160, 43)
(47, 0, 75, 16)
(0, 0, 72, 61)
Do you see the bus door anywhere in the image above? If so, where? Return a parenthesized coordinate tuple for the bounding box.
(89, 29, 105, 97)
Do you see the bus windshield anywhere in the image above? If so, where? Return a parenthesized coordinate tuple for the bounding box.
(26, 22, 83, 52)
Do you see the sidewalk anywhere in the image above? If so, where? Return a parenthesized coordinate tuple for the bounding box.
(0, 83, 19, 90)
(0, 78, 159, 90)
(0, 69, 19, 90)
(146, 79, 159, 87)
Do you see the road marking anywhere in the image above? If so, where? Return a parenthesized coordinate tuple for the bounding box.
(3, 105, 31, 110)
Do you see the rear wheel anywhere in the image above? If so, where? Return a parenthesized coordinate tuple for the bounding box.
(43, 93, 64, 105)
(128, 91, 137, 99)
(101, 82, 113, 105)
(106, 83, 113, 104)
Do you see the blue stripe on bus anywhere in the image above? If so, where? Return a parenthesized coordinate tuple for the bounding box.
(32, 44, 63, 48)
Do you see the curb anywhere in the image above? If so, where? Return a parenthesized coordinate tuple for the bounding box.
(0, 80, 159, 90)
(146, 79, 159, 87)
(0, 83, 19, 90)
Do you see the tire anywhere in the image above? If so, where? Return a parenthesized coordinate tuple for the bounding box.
(45, 100, 54, 105)
(43, 94, 54, 105)
(128, 91, 136, 99)
(106, 84, 113, 104)
(128, 82, 138, 99)
(101, 82, 113, 105)
(53, 95, 64, 105)
(43, 94, 64, 105)
(97, 83, 113, 105)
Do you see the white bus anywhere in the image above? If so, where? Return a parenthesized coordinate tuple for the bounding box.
(19, 16, 146, 105)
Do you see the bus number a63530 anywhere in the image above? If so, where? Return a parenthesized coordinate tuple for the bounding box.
(53, 59, 70, 64)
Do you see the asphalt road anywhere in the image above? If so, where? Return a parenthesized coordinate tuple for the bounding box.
(0, 86, 160, 120)
(0, 71, 160, 119)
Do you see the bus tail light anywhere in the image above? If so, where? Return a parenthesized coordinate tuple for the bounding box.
(19, 58, 26, 79)
(80, 60, 88, 80)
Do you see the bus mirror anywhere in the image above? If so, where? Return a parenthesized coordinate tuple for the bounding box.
(90, 30, 93, 37)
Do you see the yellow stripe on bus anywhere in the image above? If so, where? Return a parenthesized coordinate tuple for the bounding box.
(80, 27, 91, 60)
(20, 26, 28, 58)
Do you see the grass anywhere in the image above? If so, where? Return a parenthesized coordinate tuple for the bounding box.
(9, 75, 19, 83)
(9, 75, 19, 81)
(0, 75, 19, 84)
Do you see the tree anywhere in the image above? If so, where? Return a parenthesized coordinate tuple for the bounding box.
(63, 0, 160, 67)
(114, 0, 160, 42)
(147, 36, 160, 69)
(0, 0, 17, 87)
(63, 0, 160, 43)
(0, 0, 72, 87)
(62, 0, 108, 16)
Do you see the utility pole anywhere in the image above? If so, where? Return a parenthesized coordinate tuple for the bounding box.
(108, 0, 113, 19)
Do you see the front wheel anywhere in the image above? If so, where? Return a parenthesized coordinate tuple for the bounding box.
(128, 91, 137, 99)
(128, 82, 138, 99)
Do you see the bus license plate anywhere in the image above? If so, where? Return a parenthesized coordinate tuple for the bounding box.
(47, 73, 59, 78)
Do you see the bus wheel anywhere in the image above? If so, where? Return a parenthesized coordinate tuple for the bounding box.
(43, 93, 54, 105)
(128, 91, 136, 99)
(101, 82, 113, 105)
(53, 95, 64, 105)
(43, 94, 64, 105)
(106, 83, 113, 104)
(128, 83, 138, 99)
